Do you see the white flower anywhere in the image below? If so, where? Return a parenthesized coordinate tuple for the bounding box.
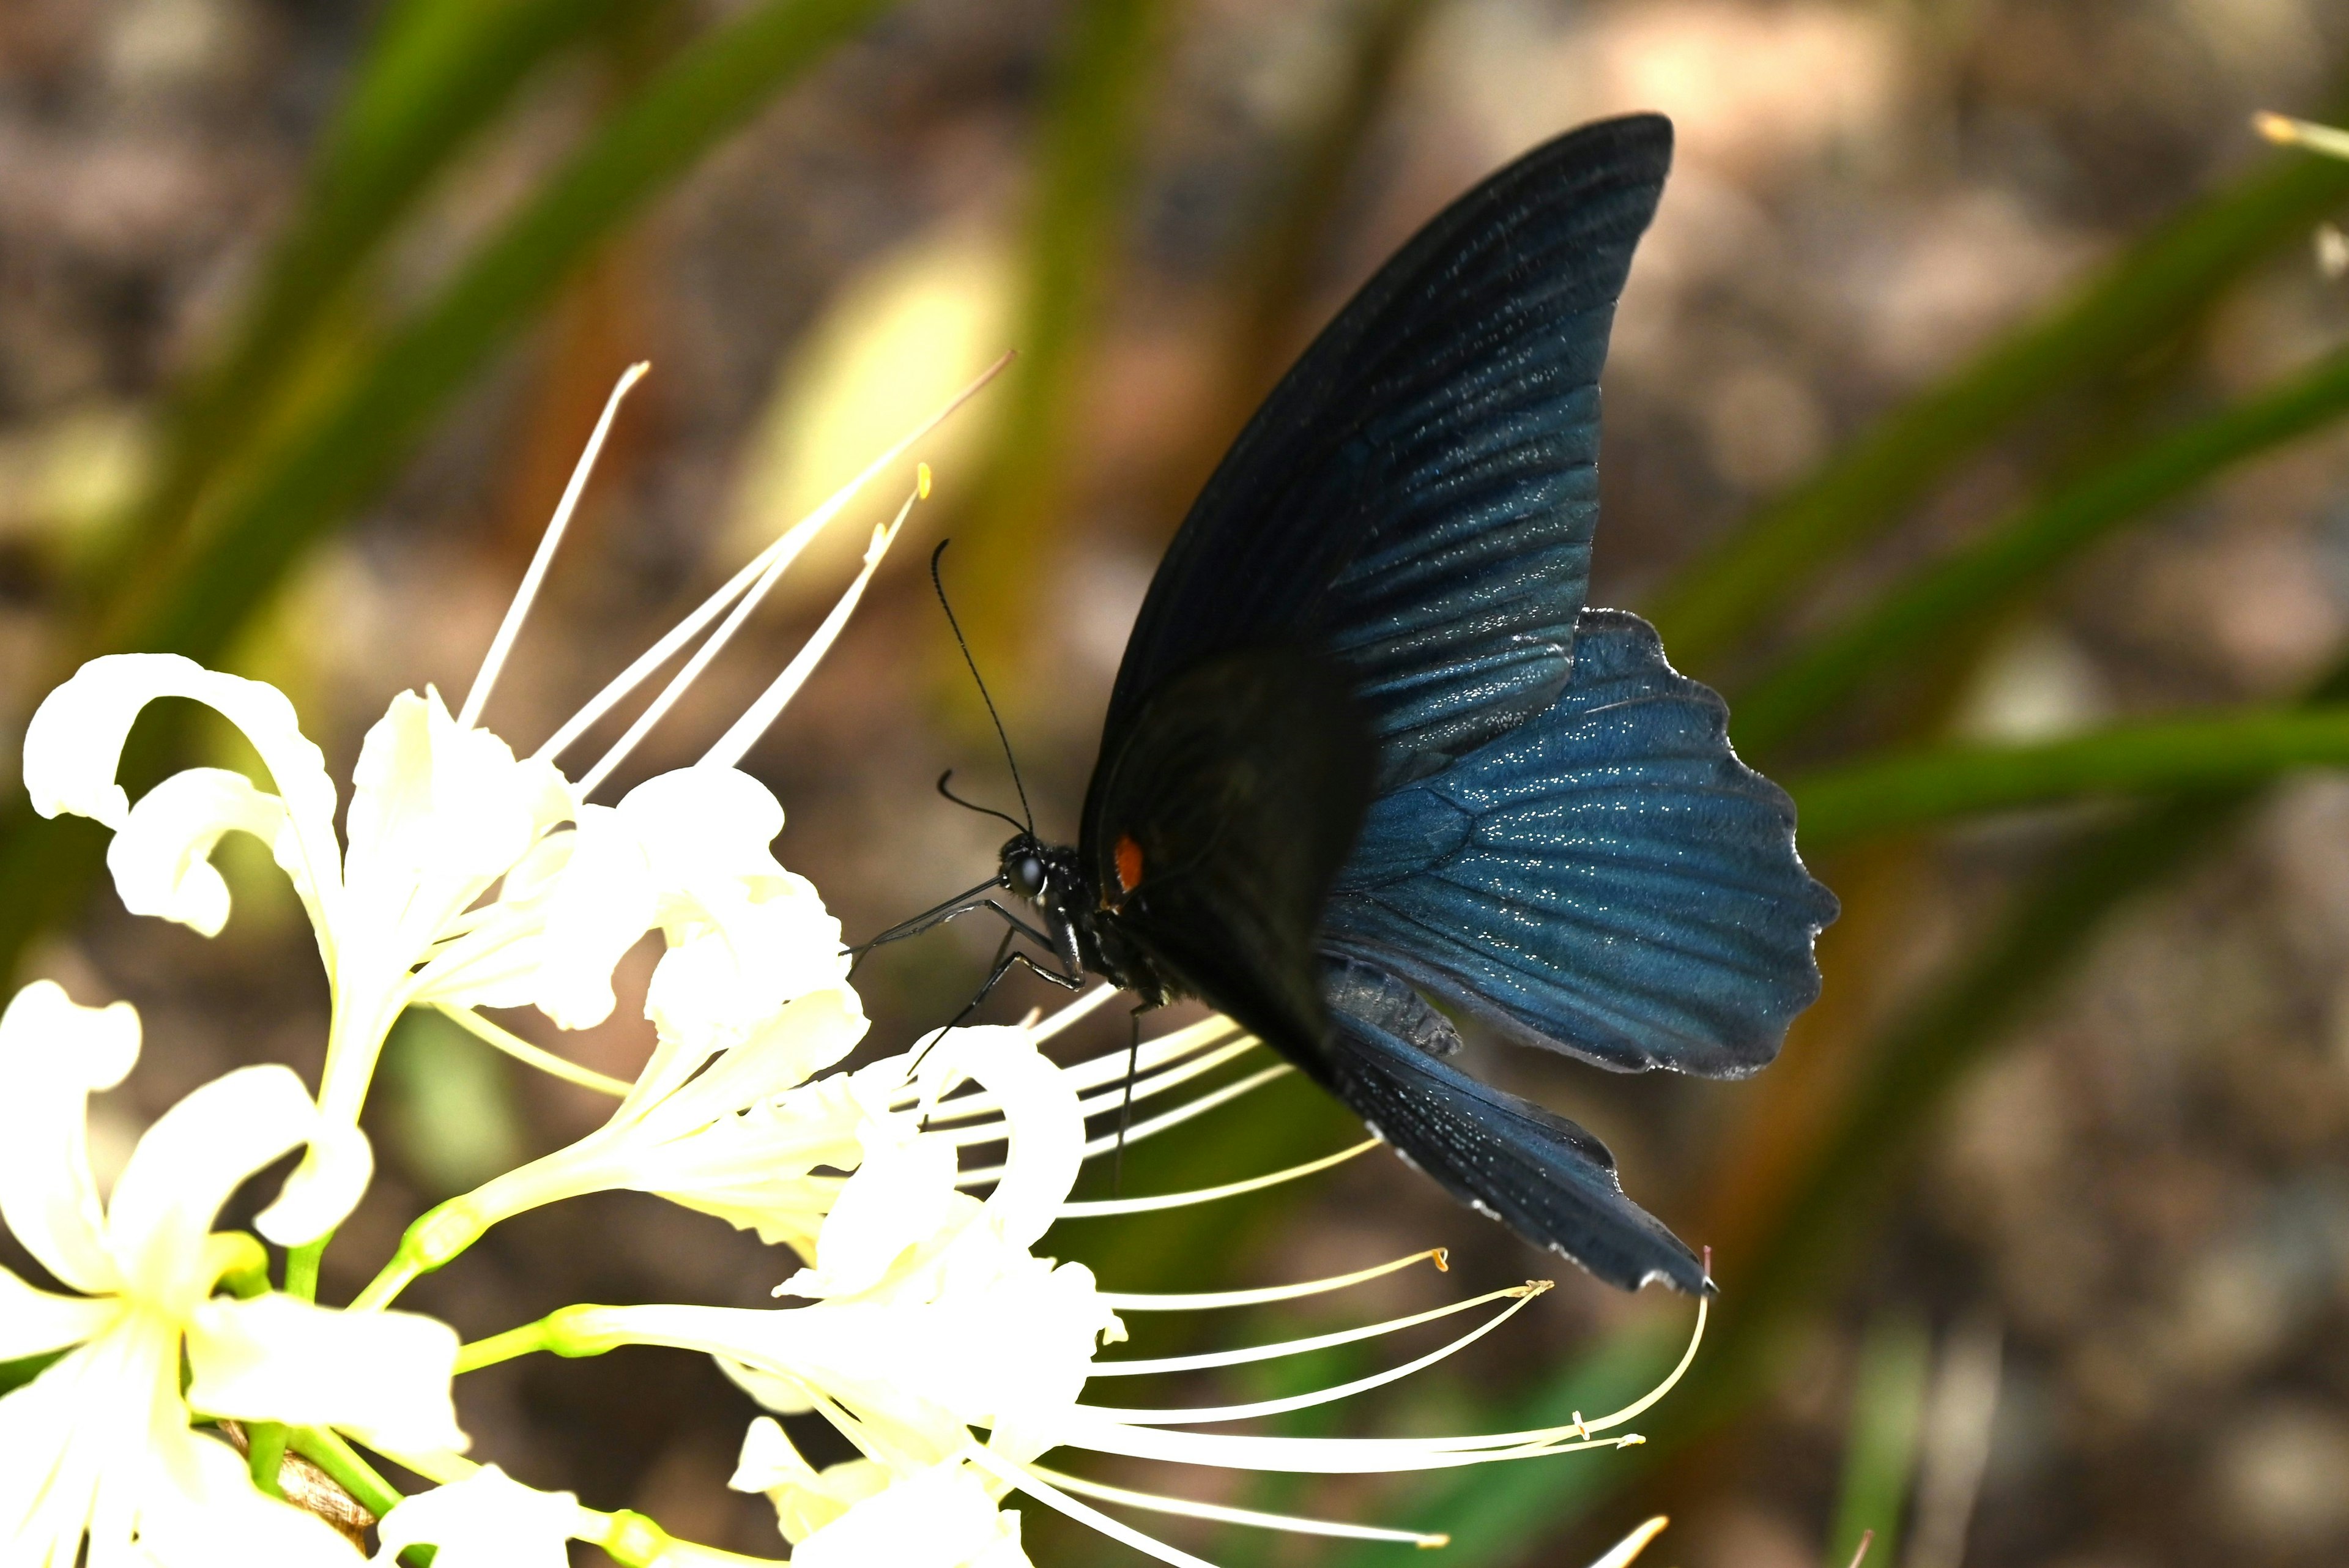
(781, 1456, 1031, 1568)
(373, 1465, 582, 1568)
(0, 982, 464, 1566)
(456, 994, 1706, 1568)
(21, 366, 925, 1236)
(361, 981, 870, 1306)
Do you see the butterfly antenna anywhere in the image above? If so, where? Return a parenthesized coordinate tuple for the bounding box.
(931, 539, 1035, 834)
(937, 770, 1028, 834)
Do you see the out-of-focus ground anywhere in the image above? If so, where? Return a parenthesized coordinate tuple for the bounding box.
(8, 1, 2349, 1564)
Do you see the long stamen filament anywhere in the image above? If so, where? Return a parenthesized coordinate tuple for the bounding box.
(953, 1064, 1291, 1186)
(702, 485, 918, 768)
(1058, 1138, 1381, 1217)
(1080, 1285, 1546, 1425)
(460, 362, 650, 730)
(1099, 1248, 1447, 1312)
(904, 1014, 1245, 1123)
(1086, 1282, 1531, 1377)
(537, 353, 1009, 768)
(1023, 1463, 1449, 1547)
(578, 485, 916, 796)
(937, 1036, 1263, 1146)
(432, 1003, 631, 1097)
(961, 1449, 1220, 1568)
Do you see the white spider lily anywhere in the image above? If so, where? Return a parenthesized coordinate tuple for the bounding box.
(0, 982, 463, 1567)
(357, 981, 872, 1307)
(20, 364, 968, 1238)
(445, 994, 1702, 1568)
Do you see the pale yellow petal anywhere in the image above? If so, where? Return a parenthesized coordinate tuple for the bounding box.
(105, 768, 287, 937)
(371, 1465, 578, 1568)
(0, 1266, 121, 1361)
(103, 1066, 322, 1307)
(0, 982, 138, 1295)
(23, 655, 343, 929)
(185, 1293, 465, 1454)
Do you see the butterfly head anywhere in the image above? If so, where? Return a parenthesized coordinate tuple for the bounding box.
(998, 832, 1088, 913)
(1000, 833, 1049, 900)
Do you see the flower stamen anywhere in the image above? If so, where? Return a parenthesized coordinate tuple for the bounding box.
(1023, 1463, 1449, 1548)
(1099, 1247, 1448, 1312)
(459, 362, 650, 730)
(1078, 1282, 1547, 1425)
(1057, 1137, 1381, 1217)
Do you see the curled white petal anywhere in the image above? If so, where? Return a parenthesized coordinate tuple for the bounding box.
(920, 1027, 1081, 1252)
(23, 653, 341, 911)
(187, 1293, 466, 1454)
(373, 1465, 580, 1568)
(105, 767, 287, 937)
(0, 982, 140, 1296)
(255, 1121, 376, 1249)
(103, 1065, 324, 1305)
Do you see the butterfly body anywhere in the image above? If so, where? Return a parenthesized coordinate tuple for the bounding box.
(935, 113, 1835, 1294)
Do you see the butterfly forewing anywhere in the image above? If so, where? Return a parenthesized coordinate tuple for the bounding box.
(1097, 114, 1672, 797)
(1085, 649, 1373, 1057)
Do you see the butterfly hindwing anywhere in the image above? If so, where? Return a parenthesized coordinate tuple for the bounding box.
(1086, 648, 1374, 1057)
(1323, 609, 1838, 1077)
(1095, 114, 1672, 801)
(1316, 957, 1707, 1293)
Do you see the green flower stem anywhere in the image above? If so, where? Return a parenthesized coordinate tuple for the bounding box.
(245, 1423, 291, 1498)
(288, 1426, 404, 1518)
(1788, 707, 2349, 850)
(1731, 343, 2349, 754)
(1647, 124, 2349, 672)
(286, 1236, 328, 1304)
(456, 1305, 621, 1372)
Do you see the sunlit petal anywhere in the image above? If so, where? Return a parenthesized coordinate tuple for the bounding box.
(373, 1465, 579, 1568)
(729, 1417, 891, 1544)
(0, 1266, 121, 1361)
(0, 983, 139, 1295)
(254, 1121, 376, 1250)
(776, 1120, 960, 1301)
(186, 1293, 466, 1454)
(23, 654, 343, 923)
(789, 1459, 1026, 1568)
(105, 768, 288, 937)
(103, 1066, 322, 1306)
(919, 1027, 1080, 1251)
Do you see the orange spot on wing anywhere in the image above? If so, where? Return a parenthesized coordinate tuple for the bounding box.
(1115, 833, 1145, 895)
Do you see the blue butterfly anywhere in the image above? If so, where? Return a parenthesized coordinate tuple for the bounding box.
(893, 114, 1835, 1293)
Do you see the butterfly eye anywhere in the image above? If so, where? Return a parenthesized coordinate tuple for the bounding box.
(1010, 854, 1047, 897)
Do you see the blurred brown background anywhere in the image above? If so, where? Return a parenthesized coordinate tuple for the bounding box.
(9, 1, 2349, 1566)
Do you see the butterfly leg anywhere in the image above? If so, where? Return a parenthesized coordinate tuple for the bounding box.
(1110, 1002, 1157, 1196)
(846, 875, 1019, 965)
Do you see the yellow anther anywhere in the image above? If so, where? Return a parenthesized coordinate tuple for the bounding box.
(918, 461, 933, 499)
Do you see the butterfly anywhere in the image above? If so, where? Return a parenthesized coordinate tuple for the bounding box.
(878, 112, 1836, 1293)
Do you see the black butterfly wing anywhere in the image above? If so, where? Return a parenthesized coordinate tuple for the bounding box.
(1085, 650, 1373, 1058)
(1319, 957, 1706, 1292)
(1089, 113, 1672, 817)
(1325, 610, 1839, 1079)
